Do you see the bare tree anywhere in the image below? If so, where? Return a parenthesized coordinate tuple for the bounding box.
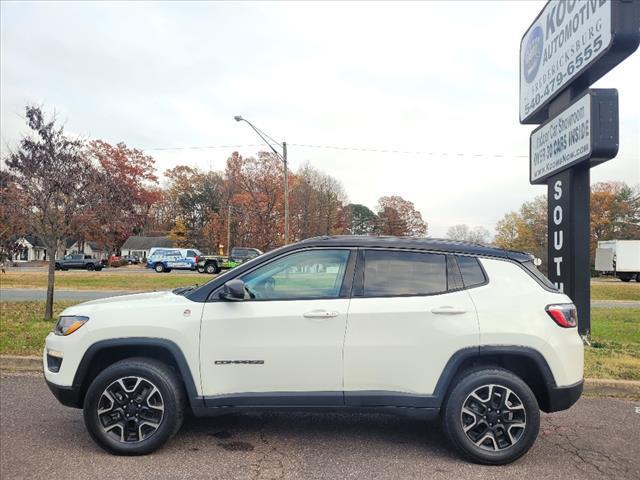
(5, 106, 97, 319)
(446, 224, 490, 244)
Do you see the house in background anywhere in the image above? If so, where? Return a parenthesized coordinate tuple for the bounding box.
(14, 235, 47, 261)
(121, 236, 172, 260)
(65, 239, 108, 260)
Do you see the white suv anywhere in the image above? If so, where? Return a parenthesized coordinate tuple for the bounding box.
(44, 236, 584, 464)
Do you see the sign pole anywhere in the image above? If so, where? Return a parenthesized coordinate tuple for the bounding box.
(521, 0, 639, 338)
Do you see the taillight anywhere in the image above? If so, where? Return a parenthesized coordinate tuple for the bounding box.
(546, 304, 577, 328)
(195, 256, 199, 263)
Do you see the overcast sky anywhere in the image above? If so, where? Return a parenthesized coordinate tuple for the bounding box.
(1, 0, 638, 237)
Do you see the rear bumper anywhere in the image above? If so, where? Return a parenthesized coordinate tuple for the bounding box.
(543, 379, 583, 412)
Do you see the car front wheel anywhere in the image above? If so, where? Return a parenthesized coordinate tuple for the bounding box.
(154, 263, 165, 273)
(442, 368, 540, 465)
(83, 358, 185, 455)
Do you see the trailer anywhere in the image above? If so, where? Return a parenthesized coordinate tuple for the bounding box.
(595, 240, 640, 282)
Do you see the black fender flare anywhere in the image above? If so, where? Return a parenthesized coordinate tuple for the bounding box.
(72, 338, 203, 411)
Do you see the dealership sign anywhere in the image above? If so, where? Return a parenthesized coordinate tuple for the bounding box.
(520, 0, 639, 124)
(519, 0, 638, 335)
(530, 89, 618, 184)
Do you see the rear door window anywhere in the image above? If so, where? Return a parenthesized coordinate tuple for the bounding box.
(363, 250, 447, 297)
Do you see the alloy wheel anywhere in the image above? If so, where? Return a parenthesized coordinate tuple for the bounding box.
(460, 384, 526, 451)
(97, 376, 164, 444)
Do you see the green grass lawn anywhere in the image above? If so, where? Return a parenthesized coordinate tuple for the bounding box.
(591, 282, 640, 301)
(584, 307, 640, 381)
(2, 299, 639, 383)
(0, 301, 77, 355)
(0, 271, 205, 291)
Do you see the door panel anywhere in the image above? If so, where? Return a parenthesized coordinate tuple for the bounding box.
(200, 298, 349, 400)
(343, 249, 479, 402)
(199, 248, 354, 402)
(344, 290, 479, 399)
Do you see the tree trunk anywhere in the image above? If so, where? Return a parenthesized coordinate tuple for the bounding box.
(44, 241, 57, 321)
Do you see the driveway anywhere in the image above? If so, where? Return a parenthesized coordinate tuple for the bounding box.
(1, 373, 638, 480)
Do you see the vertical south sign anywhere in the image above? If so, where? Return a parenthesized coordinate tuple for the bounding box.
(547, 170, 572, 292)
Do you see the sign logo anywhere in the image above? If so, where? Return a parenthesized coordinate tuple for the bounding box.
(523, 26, 543, 83)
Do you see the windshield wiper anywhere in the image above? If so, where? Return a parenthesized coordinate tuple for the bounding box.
(172, 285, 198, 296)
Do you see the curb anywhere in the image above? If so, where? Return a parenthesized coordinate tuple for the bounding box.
(1, 355, 41, 372)
(583, 378, 640, 398)
(1, 355, 639, 398)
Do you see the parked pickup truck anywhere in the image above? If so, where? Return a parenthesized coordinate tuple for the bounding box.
(55, 254, 103, 271)
(197, 247, 263, 274)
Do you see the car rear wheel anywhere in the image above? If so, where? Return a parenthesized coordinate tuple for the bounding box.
(83, 358, 185, 455)
(205, 262, 220, 274)
(86, 263, 95, 271)
(154, 263, 165, 273)
(442, 368, 540, 465)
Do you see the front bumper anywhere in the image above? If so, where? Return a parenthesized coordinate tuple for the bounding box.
(45, 379, 83, 409)
(543, 379, 583, 412)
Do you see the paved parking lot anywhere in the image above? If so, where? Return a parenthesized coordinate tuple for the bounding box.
(1, 373, 638, 480)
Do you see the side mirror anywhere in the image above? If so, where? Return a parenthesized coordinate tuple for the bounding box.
(219, 279, 246, 301)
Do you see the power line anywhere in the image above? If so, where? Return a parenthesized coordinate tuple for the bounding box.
(143, 142, 529, 158)
(144, 143, 266, 151)
(141, 141, 635, 161)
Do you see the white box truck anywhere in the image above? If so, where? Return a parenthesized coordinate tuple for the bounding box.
(595, 240, 640, 282)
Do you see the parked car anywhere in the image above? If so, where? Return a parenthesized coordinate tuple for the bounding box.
(196, 247, 263, 274)
(55, 254, 103, 271)
(44, 236, 583, 463)
(122, 254, 140, 265)
(146, 248, 201, 273)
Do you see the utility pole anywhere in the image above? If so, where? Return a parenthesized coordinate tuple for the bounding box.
(283, 141, 289, 245)
(226, 204, 231, 256)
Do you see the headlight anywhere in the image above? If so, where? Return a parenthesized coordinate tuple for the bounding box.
(54, 315, 89, 336)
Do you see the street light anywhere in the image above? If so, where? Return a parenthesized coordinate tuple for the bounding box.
(234, 115, 289, 245)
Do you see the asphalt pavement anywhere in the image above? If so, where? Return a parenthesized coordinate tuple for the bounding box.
(1, 373, 638, 480)
(0, 288, 140, 301)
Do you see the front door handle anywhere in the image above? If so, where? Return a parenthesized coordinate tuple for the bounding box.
(303, 310, 339, 319)
(431, 306, 467, 315)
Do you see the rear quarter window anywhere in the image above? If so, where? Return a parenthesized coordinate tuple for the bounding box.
(456, 256, 487, 288)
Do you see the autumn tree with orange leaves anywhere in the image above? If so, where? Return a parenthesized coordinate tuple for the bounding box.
(375, 195, 428, 236)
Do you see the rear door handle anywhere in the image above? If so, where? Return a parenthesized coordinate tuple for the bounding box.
(303, 310, 340, 319)
(431, 306, 467, 315)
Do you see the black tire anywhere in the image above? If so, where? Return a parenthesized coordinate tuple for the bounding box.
(154, 263, 165, 273)
(442, 368, 540, 465)
(205, 262, 220, 274)
(96, 267, 103, 271)
(83, 357, 185, 455)
(197, 266, 205, 274)
(635, 274, 640, 283)
(86, 263, 95, 271)
(55, 263, 60, 271)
